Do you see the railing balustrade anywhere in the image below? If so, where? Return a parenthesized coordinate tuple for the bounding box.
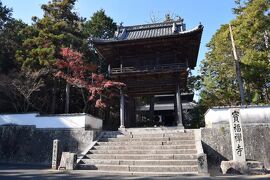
(110, 63, 187, 74)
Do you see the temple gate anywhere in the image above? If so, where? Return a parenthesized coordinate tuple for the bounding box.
(92, 20, 203, 129)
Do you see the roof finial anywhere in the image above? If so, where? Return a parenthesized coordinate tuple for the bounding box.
(115, 22, 124, 38)
(172, 22, 177, 33)
(164, 14, 173, 22)
(176, 16, 184, 24)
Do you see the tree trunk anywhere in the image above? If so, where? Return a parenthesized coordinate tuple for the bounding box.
(81, 88, 88, 113)
(65, 83, 70, 113)
(246, 84, 252, 104)
(50, 78, 56, 114)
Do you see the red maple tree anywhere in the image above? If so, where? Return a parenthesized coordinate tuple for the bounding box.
(55, 48, 125, 108)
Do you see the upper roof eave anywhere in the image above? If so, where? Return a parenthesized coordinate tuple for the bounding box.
(91, 25, 203, 45)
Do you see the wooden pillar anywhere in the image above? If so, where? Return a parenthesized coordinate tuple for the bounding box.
(120, 89, 125, 128)
(176, 84, 183, 127)
(127, 97, 136, 128)
(149, 96, 155, 123)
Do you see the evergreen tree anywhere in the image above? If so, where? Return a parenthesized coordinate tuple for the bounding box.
(15, 0, 86, 113)
(0, 0, 12, 29)
(82, 9, 117, 76)
(83, 9, 117, 39)
(199, 0, 270, 109)
(0, 19, 27, 73)
(233, 0, 270, 103)
(16, 0, 84, 69)
(0, 1, 27, 74)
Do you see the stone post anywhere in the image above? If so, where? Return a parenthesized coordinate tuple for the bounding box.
(220, 108, 247, 174)
(176, 84, 183, 127)
(120, 89, 125, 128)
(66, 153, 77, 170)
(52, 139, 60, 170)
(58, 152, 77, 170)
(229, 108, 246, 161)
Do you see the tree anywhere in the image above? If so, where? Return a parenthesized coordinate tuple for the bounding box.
(199, 24, 240, 107)
(0, 19, 27, 73)
(0, 1, 27, 74)
(54, 48, 125, 108)
(83, 9, 117, 39)
(16, 0, 86, 113)
(199, 0, 270, 109)
(16, 0, 84, 69)
(0, 0, 12, 29)
(232, 0, 270, 103)
(0, 68, 46, 112)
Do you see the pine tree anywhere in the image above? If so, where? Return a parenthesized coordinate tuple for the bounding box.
(16, 0, 84, 69)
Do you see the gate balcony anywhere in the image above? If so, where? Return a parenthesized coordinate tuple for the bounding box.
(109, 63, 188, 75)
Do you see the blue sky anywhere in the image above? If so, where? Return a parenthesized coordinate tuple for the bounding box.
(2, 0, 237, 99)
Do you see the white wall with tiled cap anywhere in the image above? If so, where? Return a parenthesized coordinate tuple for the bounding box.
(0, 113, 102, 129)
(205, 106, 270, 128)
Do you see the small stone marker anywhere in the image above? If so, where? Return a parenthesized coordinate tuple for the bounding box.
(58, 152, 77, 170)
(52, 139, 60, 170)
(66, 153, 77, 170)
(229, 108, 246, 162)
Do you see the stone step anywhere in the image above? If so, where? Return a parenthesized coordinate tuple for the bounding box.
(85, 154, 197, 160)
(102, 132, 194, 138)
(122, 132, 194, 138)
(102, 134, 126, 138)
(75, 169, 198, 176)
(247, 161, 265, 169)
(80, 159, 198, 166)
(131, 132, 194, 137)
(88, 149, 197, 154)
(123, 127, 186, 133)
(77, 164, 198, 172)
(100, 136, 195, 142)
(93, 144, 196, 150)
(97, 140, 195, 146)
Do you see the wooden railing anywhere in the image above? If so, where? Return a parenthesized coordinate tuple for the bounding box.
(110, 63, 187, 74)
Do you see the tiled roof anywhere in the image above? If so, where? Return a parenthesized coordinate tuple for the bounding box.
(92, 20, 203, 43)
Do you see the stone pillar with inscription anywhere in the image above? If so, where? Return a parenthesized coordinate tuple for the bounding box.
(220, 108, 247, 174)
(52, 139, 60, 170)
(229, 108, 246, 162)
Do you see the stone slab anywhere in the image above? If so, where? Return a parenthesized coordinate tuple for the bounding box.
(58, 152, 77, 170)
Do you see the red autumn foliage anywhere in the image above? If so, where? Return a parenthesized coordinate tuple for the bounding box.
(55, 48, 125, 108)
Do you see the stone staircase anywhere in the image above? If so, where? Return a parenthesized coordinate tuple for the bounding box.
(77, 128, 202, 176)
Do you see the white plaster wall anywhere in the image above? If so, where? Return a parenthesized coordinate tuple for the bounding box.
(205, 106, 270, 128)
(0, 113, 102, 129)
(0, 113, 39, 126)
(36, 115, 85, 128)
(85, 114, 103, 129)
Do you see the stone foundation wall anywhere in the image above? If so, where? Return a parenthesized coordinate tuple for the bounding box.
(0, 125, 99, 165)
(201, 125, 270, 169)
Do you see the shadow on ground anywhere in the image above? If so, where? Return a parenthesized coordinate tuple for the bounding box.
(0, 163, 269, 180)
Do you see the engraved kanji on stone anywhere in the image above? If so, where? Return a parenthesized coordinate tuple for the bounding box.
(234, 133, 242, 143)
(232, 110, 240, 123)
(233, 124, 241, 132)
(236, 144, 243, 156)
